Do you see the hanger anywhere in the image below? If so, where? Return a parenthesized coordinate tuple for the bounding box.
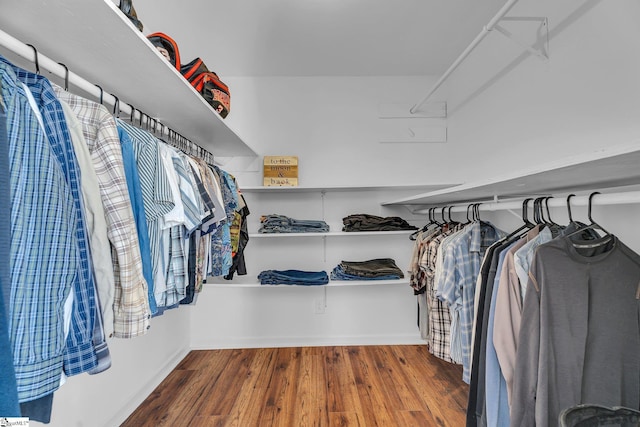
(447, 205, 459, 226)
(95, 84, 104, 105)
(533, 197, 545, 225)
(112, 94, 120, 118)
(566, 194, 575, 223)
(543, 196, 563, 237)
(410, 207, 437, 240)
(503, 198, 535, 241)
(26, 44, 40, 74)
(58, 62, 69, 91)
(544, 197, 557, 226)
(564, 192, 611, 242)
(430, 207, 442, 226)
(464, 204, 474, 224)
(474, 203, 483, 222)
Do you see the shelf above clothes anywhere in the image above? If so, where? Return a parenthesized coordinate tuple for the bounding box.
(204, 278, 409, 288)
(382, 142, 640, 206)
(249, 230, 415, 238)
(241, 183, 458, 194)
(0, 0, 257, 157)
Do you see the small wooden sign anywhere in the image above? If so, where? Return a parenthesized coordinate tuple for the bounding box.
(263, 177, 299, 186)
(264, 156, 298, 186)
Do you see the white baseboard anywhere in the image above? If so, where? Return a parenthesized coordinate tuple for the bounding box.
(190, 333, 425, 350)
(102, 347, 190, 427)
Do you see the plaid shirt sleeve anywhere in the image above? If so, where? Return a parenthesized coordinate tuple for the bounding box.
(17, 73, 100, 375)
(2, 62, 79, 401)
(54, 88, 150, 338)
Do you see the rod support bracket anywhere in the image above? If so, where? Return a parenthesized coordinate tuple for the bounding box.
(492, 16, 549, 62)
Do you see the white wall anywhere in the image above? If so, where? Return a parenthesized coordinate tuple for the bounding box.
(222, 1, 640, 188)
(32, 308, 191, 427)
(221, 75, 456, 188)
(444, 0, 640, 181)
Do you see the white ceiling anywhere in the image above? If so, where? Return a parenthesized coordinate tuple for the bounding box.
(134, 0, 507, 77)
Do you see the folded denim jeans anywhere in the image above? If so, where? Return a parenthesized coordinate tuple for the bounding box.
(258, 269, 329, 285)
(339, 258, 404, 278)
(330, 265, 401, 281)
(330, 258, 404, 280)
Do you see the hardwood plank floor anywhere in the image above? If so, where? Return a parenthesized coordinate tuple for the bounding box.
(121, 345, 468, 427)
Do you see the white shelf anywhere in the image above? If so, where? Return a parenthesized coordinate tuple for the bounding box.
(0, 0, 256, 157)
(241, 183, 457, 193)
(204, 278, 409, 288)
(383, 143, 640, 206)
(249, 230, 415, 238)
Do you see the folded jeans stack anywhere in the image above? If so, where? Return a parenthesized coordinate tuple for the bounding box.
(330, 258, 404, 281)
(259, 214, 330, 233)
(258, 269, 329, 286)
(342, 214, 418, 232)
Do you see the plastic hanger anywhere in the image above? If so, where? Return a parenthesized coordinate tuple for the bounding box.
(503, 198, 535, 241)
(95, 84, 104, 105)
(543, 196, 563, 237)
(564, 192, 611, 241)
(26, 43, 40, 74)
(410, 207, 438, 240)
(112, 94, 119, 118)
(58, 62, 69, 90)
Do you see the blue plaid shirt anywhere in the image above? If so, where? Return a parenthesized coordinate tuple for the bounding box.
(5, 60, 100, 377)
(437, 221, 503, 383)
(1, 61, 80, 402)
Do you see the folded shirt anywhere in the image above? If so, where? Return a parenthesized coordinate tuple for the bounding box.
(342, 214, 417, 232)
(259, 214, 330, 233)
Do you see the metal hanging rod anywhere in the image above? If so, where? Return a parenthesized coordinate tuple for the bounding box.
(0, 28, 215, 164)
(413, 190, 640, 215)
(410, 0, 520, 114)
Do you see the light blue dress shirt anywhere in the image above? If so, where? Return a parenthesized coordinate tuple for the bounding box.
(118, 125, 157, 315)
(485, 242, 515, 427)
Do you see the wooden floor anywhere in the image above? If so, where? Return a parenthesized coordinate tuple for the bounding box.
(121, 345, 469, 427)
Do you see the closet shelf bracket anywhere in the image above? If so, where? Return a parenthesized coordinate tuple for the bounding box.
(492, 16, 549, 62)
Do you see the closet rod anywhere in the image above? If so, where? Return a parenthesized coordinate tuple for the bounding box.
(0, 28, 215, 163)
(409, 0, 519, 114)
(413, 190, 640, 215)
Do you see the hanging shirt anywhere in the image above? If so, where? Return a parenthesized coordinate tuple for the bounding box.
(437, 221, 503, 383)
(513, 226, 552, 304)
(492, 226, 540, 407)
(210, 166, 237, 277)
(484, 241, 517, 427)
(116, 119, 175, 313)
(12, 68, 101, 378)
(117, 125, 157, 316)
(60, 99, 115, 338)
(156, 143, 184, 307)
(1, 61, 78, 402)
(422, 225, 460, 363)
(53, 88, 150, 338)
(0, 82, 21, 417)
(511, 235, 640, 426)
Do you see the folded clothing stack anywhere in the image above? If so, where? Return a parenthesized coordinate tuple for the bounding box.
(330, 258, 405, 281)
(259, 214, 330, 233)
(258, 269, 329, 286)
(342, 214, 418, 232)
